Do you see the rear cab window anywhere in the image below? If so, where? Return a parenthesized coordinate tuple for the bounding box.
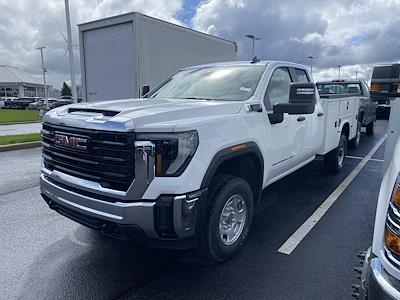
(317, 82, 362, 96)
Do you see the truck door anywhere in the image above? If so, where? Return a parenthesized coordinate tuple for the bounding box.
(262, 67, 309, 178)
(290, 68, 320, 161)
(361, 81, 376, 125)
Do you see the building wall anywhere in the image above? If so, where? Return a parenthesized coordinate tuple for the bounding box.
(0, 85, 20, 97)
(0, 84, 47, 98)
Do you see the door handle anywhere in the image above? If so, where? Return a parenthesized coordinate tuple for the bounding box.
(317, 112, 324, 117)
(297, 116, 306, 122)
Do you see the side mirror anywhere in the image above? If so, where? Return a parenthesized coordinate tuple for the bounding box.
(141, 85, 150, 97)
(273, 83, 316, 115)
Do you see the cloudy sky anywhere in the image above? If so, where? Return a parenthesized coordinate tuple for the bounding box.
(1, 0, 399, 89)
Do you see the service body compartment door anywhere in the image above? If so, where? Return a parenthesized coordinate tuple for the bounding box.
(83, 22, 137, 101)
(319, 99, 340, 155)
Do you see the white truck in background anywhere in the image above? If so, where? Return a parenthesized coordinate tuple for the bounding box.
(40, 61, 361, 262)
(78, 12, 237, 102)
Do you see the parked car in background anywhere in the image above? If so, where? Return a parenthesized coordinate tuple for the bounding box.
(1, 97, 19, 109)
(317, 80, 377, 147)
(370, 63, 400, 117)
(11, 97, 40, 109)
(29, 98, 75, 110)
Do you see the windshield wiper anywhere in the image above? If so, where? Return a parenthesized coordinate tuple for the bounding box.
(182, 97, 214, 100)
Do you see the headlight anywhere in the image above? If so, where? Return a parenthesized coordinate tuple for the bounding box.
(136, 131, 198, 176)
(385, 225, 400, 255)
(391, 175, 400, 208)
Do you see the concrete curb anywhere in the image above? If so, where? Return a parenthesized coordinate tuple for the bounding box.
(0, 141, 41, 152)
(0, 121, 41, 126)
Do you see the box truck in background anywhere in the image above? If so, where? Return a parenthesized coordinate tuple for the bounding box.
(78, 12, 237, 102)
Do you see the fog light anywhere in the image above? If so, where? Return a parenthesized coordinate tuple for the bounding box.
(385, 225, 400, 255)
(181, 189, 207, 216)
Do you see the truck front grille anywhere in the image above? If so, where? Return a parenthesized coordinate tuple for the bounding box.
(41, 123, 135, 191)
(385, 205, 400, 266)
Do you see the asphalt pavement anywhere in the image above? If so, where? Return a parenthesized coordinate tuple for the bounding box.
(0, 120, 388, 300)
(0, 123, 42, 136)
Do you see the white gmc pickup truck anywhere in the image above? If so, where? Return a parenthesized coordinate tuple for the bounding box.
(40, 61, 360, 262)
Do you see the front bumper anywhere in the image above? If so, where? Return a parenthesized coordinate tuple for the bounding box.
(361, 248, 400, 299)
(40, 173, 206, 249)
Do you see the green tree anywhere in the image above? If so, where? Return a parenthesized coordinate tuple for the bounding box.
(61, 82, 71, 96)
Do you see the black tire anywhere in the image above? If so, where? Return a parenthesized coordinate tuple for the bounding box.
(197, 174, 254, 262)
(324, 134, 347, 174)
(349, 121, 361, 149)
(366, 120, 376, 135)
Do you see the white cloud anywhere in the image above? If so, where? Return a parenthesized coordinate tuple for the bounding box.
(0, 0, 183, 89)
(192, 0, 400, 81)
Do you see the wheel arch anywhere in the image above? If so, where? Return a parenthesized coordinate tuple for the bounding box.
(200, 141, 264, 205)
(340, 121, 350, 140)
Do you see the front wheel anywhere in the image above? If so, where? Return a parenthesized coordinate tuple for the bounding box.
(324, 134, 347, 174)
(197, 175, 254, 262)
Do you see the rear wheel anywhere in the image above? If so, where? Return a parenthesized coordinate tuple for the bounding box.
(197, 174, 254, 262)
(349, 121, 361, 149)
(324, 134, 347, 174)
(366, 120, 376, 135)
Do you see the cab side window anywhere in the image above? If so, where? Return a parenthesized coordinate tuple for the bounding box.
(264, 67, 292, 110)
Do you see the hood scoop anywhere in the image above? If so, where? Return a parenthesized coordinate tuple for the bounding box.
(68, 108, 120, 117)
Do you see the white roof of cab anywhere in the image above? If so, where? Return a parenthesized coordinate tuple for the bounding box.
(182, 60, 309, 70)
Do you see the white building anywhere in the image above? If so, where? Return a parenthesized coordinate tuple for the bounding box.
(0, 65, 50, 98)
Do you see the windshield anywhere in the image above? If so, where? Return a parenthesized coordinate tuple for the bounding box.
(148, 65, 266, 101)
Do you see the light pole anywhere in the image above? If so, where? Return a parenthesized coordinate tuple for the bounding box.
(355, 71, 359, 79)
(37, 46, 48, 109)
(337, 65, 342, 79)
(307, 56, 315, 75)
(245, 34, 262, 58)
(64, 0, 77, 103)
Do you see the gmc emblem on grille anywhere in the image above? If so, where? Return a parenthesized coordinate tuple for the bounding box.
(54, 134, 88, 151)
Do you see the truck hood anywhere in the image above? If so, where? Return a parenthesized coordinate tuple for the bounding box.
(43, 98, 243, 132)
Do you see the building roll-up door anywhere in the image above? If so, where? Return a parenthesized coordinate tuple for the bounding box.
(83, 22, 136, 101)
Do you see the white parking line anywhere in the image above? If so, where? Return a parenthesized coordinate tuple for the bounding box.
(347, 155, 384, 163)
(278, 135, 387, 255)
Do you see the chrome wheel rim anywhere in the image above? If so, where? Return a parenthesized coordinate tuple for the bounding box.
(338, 142, 345, 167)
(219, 194, 247, 246)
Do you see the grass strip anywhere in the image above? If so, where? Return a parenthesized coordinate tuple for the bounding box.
(0, 133, 41, 145)
(0, 109, 41, 124)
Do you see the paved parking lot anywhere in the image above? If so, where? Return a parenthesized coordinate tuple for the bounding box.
(0, 120, 388, 299)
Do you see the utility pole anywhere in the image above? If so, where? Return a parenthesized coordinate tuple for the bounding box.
(307, 56, 315, 75)
(37, 46, 48, 109)
(338, 65, 342, 79)
(245, 34, 262, 58)
(64, 0, 77, 103)
(355, 71, 359, 79)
